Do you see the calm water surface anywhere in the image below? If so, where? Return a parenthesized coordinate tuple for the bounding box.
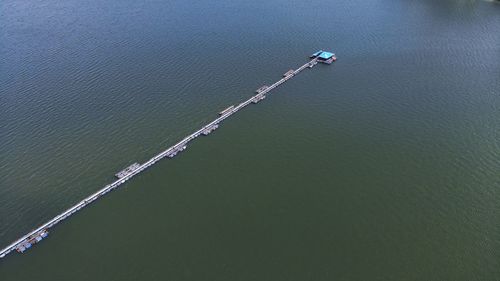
(1, 0, 499, 280)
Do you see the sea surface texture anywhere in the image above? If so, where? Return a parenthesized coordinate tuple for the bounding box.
(0, 0, 499, 280)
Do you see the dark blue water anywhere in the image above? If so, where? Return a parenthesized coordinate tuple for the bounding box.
(1, 0, 499, 280)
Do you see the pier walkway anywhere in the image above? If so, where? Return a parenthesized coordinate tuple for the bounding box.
(0, 56, 322, 259)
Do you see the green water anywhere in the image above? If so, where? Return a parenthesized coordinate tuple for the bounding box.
(1, 0, 499, 280)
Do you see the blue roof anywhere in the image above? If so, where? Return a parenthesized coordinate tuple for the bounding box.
(311, 50, 323, 57)
(318, 51, 335, 59)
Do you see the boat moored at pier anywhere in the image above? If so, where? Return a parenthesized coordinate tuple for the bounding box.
(15, 230, 49, 254)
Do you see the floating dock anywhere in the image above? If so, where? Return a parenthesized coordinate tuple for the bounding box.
(0, 51, 336, 260)
(218, 105, 234, 116)
(256, 85, 269, 93)
(283, 70, 295, 77)
(202, 124, 219, 136)
(252, 93, 266, 104)
(115, 163, 141, 178)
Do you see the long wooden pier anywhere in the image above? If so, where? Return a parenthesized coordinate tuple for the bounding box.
(0, 56, 324, 259)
